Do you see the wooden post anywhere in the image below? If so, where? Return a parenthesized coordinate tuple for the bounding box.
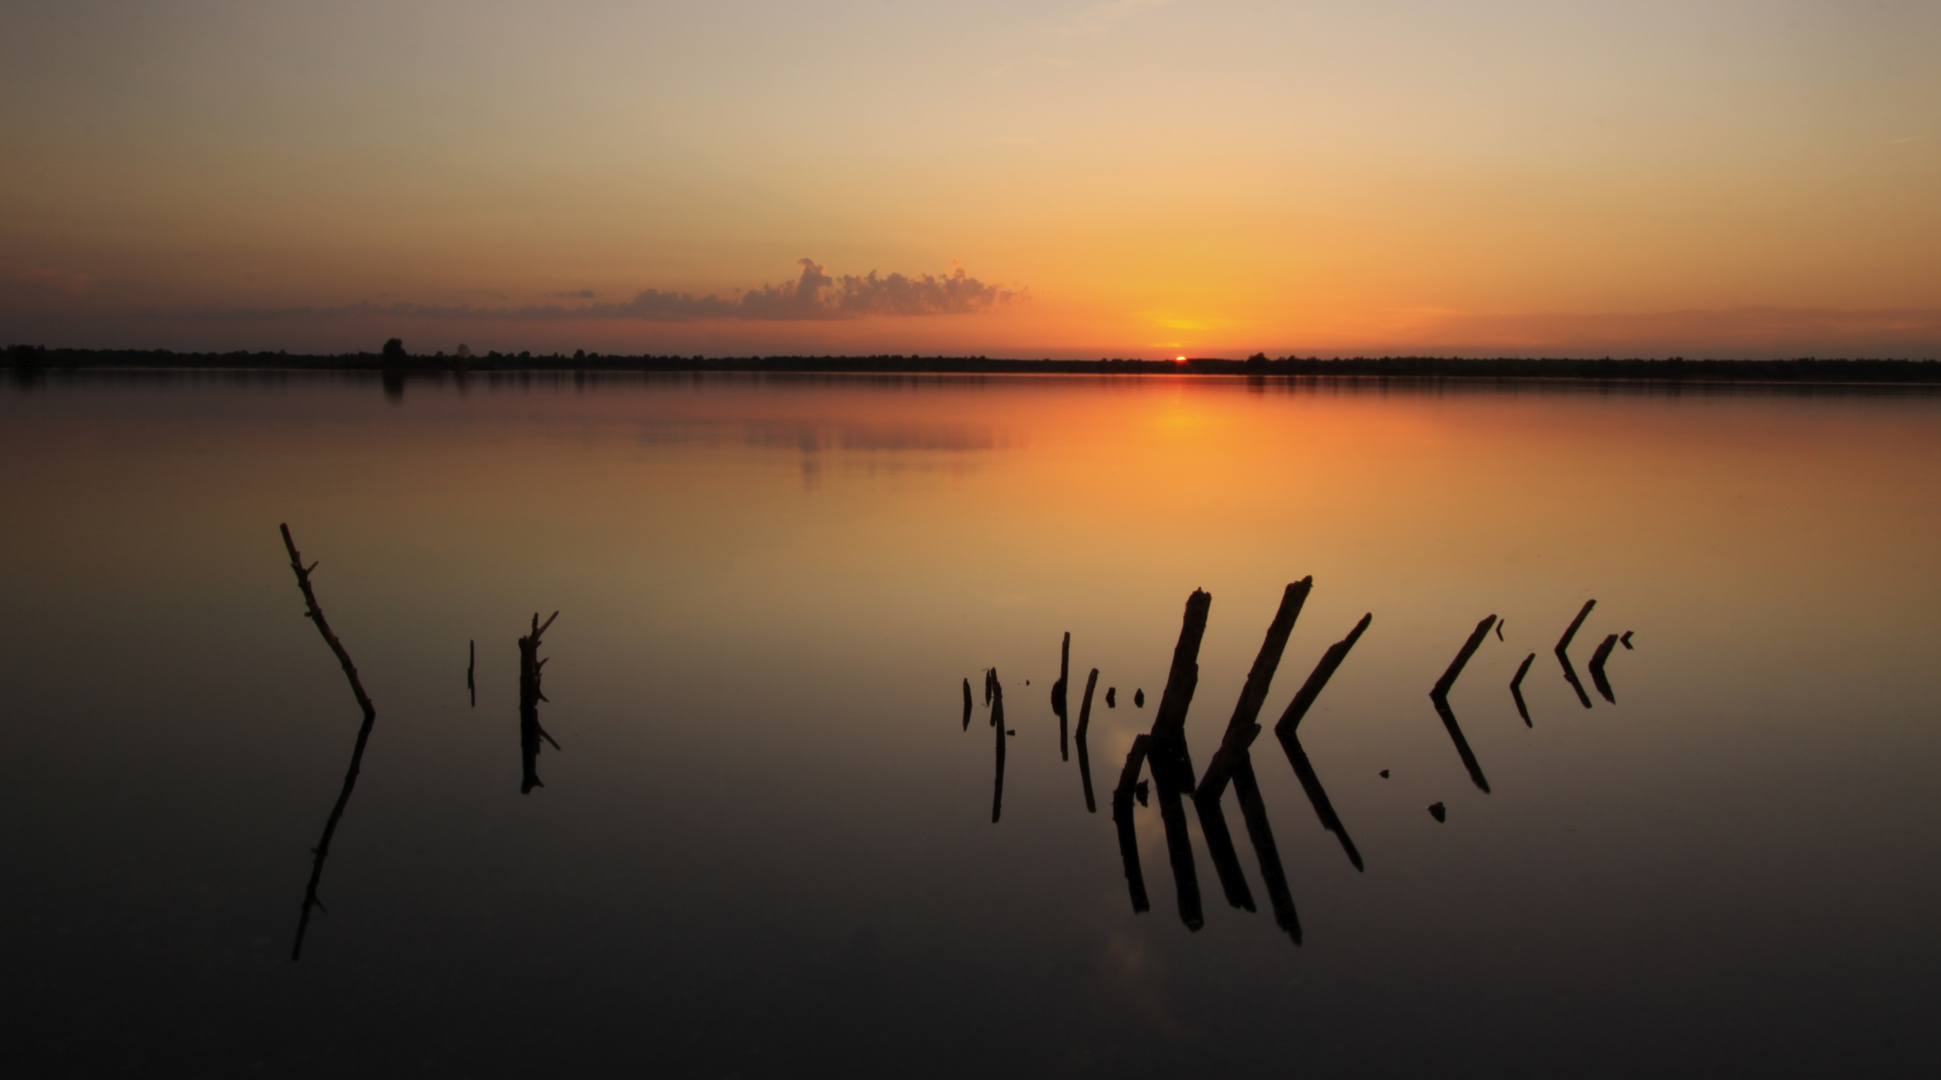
(1555, 600, 1596, 709)
(961, 676, 972, 731)
(467, 639, 475, 708)
(1588, 633, 1620, 703)
(1273, 613, 1372, 736)
(518, 610, 560, 795)
(279, 524, 379, 963)
(1148, 590, 1212, 744)
(1075, 669, 1100, 813)
(1199, 579, 1310, 797)
(1054, 632, 1070, 761)
(1510, 652, 1535, 727)
(1431, 614, 1498, 701)
(990, 670, 1007, 823)
(1136, 589, 1213, 808)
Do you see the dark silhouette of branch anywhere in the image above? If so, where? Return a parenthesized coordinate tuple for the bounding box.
(519, 611, 559, 793)
(1555, 600, 1597, 709)
(280, 523, 378, 963)
(1075, 668, 1100, 813)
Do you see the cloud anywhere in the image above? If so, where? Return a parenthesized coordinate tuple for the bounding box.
(545, 289, 596, 299)
(193, 259, 1020, 324)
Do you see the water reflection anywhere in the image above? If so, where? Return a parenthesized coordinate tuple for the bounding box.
(279, 525, 380, 963)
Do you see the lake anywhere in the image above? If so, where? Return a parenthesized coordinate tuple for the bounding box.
(4, 370, 1939, 1077)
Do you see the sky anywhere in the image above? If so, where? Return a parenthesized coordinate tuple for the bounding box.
(2, 0, 1938, 358)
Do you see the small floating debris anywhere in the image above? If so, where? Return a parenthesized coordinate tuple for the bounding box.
(1006, 729, 1015, 736)
(1428, 802, 1447, 823)
(1106, 687, 1117, 708)
(1134, 689, 1146, 707)
(1379, 769, 1390, 779)
(1621, 630, 1634, 650)
(1495, 620, 1505, 641)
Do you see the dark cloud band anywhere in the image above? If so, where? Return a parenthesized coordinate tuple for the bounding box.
(193, 260, 1018, 324)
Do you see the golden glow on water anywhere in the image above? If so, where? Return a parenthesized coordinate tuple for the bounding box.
(5, 374, 1941, 1072)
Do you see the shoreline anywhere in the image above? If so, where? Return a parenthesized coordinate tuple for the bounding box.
(5, 346, 1940, 383)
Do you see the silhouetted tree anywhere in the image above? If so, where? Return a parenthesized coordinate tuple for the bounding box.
(382, 338, 406, 362)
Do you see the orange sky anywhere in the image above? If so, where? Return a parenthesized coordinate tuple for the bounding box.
(2, 1, 1938, 357)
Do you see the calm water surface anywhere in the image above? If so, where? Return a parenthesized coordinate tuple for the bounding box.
(4, 371, 1940, 1077)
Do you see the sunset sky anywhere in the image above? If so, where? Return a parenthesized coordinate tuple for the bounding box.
(3, 0, 1937, 357)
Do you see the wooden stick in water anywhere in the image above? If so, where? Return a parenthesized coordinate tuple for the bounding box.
(1076, 668, 1100, 813)
(1588, 633, 1620, 703)
(1054, 632, 1070, 761)
(1273, 613, 1372, 736)
(518, 611, 559, 794)
(1199, 578, 1310, 797)
(1555, 600, 1596, 709)
(280, 523, 379, 963)
(1431, 614, 1498, 701)
(1510, 651, 1536, 727)
(990, 670, 1007, 823)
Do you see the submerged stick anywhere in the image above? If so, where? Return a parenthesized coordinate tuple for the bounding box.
(518, 611, 559, 794)
(280, 524, 379, 963)
(1149, 590, 1212, 745)
(1556, 600, 1596, 709)
(468, 639, 476, 708)
(1556, 600, 1596, 654)
(961, 676, 972, 731)
(1510, 652, 1536, 727)
(991, 671, 1007, 823)
(1076, 669, 1100, 813)
(1054, 632, 1070, 761)
(1199, 578, 1310, 797)
(1588, 633, 1620, 703)
(1431, 614, 1498, 701)
(1273, 613, 1373, 736)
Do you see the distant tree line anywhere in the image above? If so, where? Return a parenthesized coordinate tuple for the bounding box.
(5, 342, 1939, 383)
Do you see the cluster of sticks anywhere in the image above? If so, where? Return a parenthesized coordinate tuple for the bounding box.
(968, 581, 1635, 941)
(277, 524, 563, 962)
